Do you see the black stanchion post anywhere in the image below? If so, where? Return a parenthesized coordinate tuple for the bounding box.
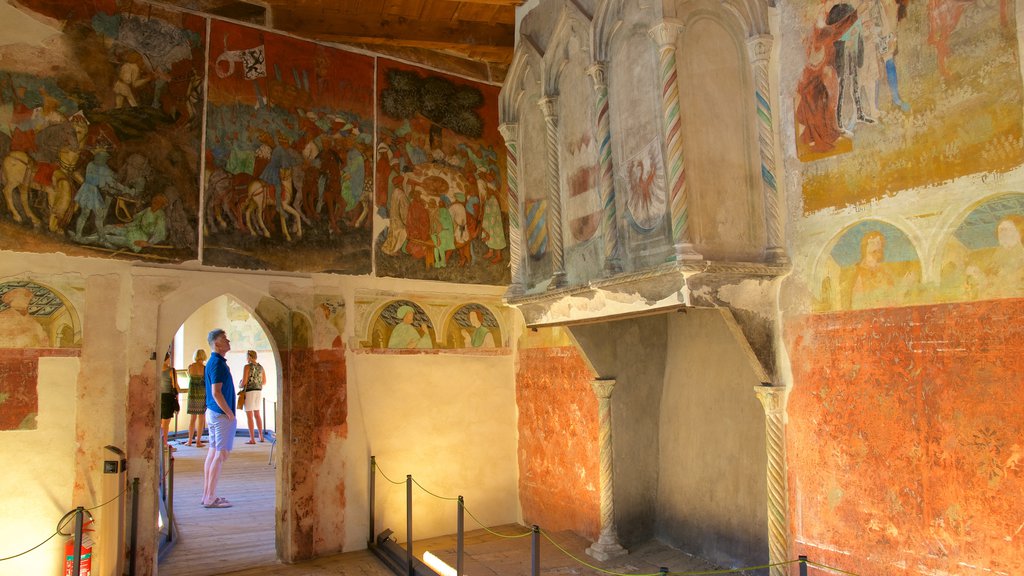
(456, 496, 464, 576)
(167, 455, 175, 542)
(531, 525, 540, 576)
(369, 456, 376, 545)
(659, 567, 668, 576)
(71, 506, 84, 576)
(407, 474, 413, 576)
(129, 477, 139, 576)
(799, 555, 808, 576)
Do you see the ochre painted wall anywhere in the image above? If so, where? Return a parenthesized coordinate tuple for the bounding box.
(786, 299, 1024, 575)
(515, 342, 600, 540)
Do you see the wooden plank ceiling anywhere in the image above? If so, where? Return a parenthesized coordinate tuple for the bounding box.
(166, 0, 521, 83)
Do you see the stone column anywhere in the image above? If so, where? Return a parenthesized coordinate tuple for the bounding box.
(746, 35, 788, 264)
(586, 62, 622, 275)
(498, 122, 526, 295)
(586, 379, 628, 561)
(754, 385, 788, 576)
(649, 22, 701, 262)
(539, 96, 568, 289)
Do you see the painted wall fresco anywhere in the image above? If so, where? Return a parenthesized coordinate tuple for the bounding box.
(203, 19, 374, 273)
(0, 280, 81, 430)
(374, 59, 510, 286)
(792, 0, 1023, 212)
(813, 220, 922, 311)
(366, 300, 437, 350)
(0, 0, 204, 260)
(443, 304, 501, 348)
(516, 338, 600, 540)
(940, 193, 1024, 301)
(787, 299, 1024, 575)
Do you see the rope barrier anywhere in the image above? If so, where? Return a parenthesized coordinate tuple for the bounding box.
(371, 459, 859, 576)
(461, 504, 533, 539)
(374, 460, 407, 486)
(0, 484, 130, 563)
(805, 559, 862, 576)
(411, 477, 459, 501)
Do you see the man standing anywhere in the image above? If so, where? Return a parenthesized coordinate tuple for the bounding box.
(203, 328, 236, 508)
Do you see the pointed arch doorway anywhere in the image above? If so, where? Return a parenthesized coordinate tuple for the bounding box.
(158, 294, 281, 575)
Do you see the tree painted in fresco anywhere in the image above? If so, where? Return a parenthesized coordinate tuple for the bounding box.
(380, 69, 484, 144)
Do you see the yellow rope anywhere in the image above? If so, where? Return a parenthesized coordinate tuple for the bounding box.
(411, 477, 459, 501)
(374, 461, 406, 485)
(805, 559, 861, 576)
(461, 505, 533, 539)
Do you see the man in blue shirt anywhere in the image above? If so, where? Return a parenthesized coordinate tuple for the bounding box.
(202, 328, 236, 508)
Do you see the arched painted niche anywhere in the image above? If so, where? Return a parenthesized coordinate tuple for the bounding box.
(675, 5, 765, 260)
(366, 300, 436, 350)
(940, 193, 1024, 302)
(814, 220, 922, 311)
(0, 281, 81, 349)
(444, 304, 502, 348)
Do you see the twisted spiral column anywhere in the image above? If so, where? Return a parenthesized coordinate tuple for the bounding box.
(499, 122, 525, 295)
(755, 385, 789, 576)
(539, 96, 568, 289)
(746, 35, 788, 265)
(649, 22, 701, 262)
(586, 379, 627, 561)
(587, 62, 622, 275)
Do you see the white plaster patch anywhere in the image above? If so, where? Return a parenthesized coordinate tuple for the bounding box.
(534, 287, 690, 325)
(716, 279, 775, 320)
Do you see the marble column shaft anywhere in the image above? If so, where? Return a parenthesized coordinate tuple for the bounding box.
(539, 96, 568, 288)
(499, 122, 525, 295)
(755, 385, 788, 576)
(746, 35, 788, 264)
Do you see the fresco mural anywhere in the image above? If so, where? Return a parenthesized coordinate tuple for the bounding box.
(359, 300, 436, 350)
(313, 296, 344, 350)
(374, 60, 509, 286)
(941, 194, 1024, 301)
(0, 0, 204, 260)
(787, 300, 1024, 575)
(814, 220, 921, 311)
(0, 280, 81, 431)
(203, 19, 374, 273)
(793, 0, 1023, 212)
(444, 303, 501, 348)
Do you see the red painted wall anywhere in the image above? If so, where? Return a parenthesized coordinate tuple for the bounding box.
(516, 346, 600, 539)
(787, 299, 1024, 575)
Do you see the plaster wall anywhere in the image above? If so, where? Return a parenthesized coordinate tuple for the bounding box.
(0, 249, 517, 575)
(569, 315, 668, 546)
(658, 309, 767, 571)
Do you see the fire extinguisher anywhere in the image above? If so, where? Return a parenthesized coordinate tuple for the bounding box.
(63, 519, 95, 576)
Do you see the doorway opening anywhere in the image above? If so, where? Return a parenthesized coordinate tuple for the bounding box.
(157, 294, 280, 575)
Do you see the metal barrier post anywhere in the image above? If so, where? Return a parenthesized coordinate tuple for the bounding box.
(659, 567, 668, 576)
(531, 525, 540, 576)
(129, 477, 139, 576)
(799, 555, 808, 576)
(71, 506, 84, 576)
(407, 474, 413, 576)
(456, 496, 464, 576)
(369, 456, 376, 544)
(167, 455, 175, 542)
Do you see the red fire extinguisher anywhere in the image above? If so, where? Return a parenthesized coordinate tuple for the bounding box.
(63, 520, 95, 576)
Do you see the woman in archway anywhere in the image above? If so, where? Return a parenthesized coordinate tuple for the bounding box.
(185, 349, 207, 447)
(160, 352, 181, 452)
(240, 350, 266, 443)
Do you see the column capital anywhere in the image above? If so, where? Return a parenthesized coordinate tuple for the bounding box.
(754, 385, 786, 416)
(591, 379, 616, 399)
(746, 34, 773, 65)
(648, 20, 684, 48)
(498, 122, 518, 144)
(587, 61, 608, 92)
(538, 96, 558, 119)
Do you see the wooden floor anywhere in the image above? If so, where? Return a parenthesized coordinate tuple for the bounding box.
(158, 438, 278, 576)
(157, 441, 736, 576)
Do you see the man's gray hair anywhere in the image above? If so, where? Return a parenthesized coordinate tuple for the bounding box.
(208, 328, 226, 347)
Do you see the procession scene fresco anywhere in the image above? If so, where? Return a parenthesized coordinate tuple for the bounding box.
(0, 0, 204, 260)
(793, 0, 1023, 212)
(374, 60, 510, 285)
(202, 20, 375, 273)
